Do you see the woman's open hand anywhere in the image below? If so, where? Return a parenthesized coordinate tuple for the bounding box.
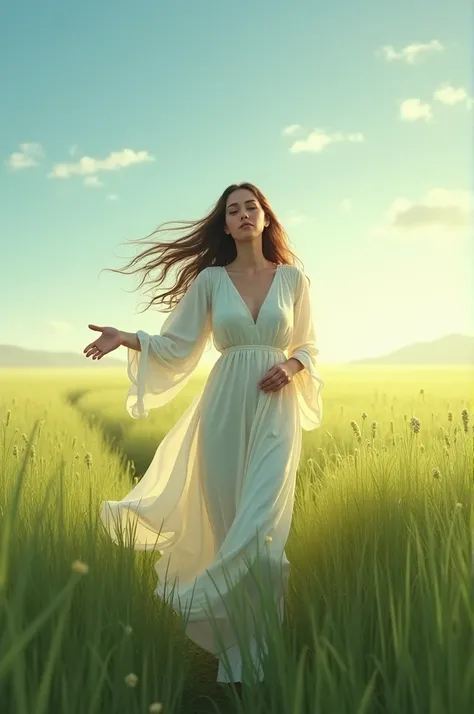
(83, 324, 123, 361)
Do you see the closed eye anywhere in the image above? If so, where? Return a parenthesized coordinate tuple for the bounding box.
(229, 206, 257, 215)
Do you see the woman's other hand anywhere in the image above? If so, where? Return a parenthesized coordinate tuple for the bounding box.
(257, 358, 304, 393)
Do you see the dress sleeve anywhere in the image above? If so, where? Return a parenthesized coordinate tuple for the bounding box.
(126, 267, 212, 419)
(288, 267, 324, 430)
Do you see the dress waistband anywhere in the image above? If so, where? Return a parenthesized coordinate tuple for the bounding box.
(220, 345, 287, 357)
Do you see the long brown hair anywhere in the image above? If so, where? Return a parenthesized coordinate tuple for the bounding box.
(101, 182, 300, 313)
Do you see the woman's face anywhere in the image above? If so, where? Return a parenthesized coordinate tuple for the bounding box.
(224, 188, 269, 241)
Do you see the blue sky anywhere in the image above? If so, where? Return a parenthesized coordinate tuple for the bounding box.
(1, 0, 472, 365)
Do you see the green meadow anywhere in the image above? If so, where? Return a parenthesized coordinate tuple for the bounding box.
(0, 365, 472, 714)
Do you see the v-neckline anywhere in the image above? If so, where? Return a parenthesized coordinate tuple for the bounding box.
(222, 264, 280, 326)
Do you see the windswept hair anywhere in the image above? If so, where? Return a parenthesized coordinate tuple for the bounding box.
(101, 182, 301, 313)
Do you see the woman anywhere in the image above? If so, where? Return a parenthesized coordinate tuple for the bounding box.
(83, 182, 324, 686)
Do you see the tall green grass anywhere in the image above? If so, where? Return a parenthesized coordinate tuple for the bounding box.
(0, 367, 472, 713)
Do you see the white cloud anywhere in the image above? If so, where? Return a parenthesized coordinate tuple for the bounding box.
(48, 148, 155, 179)
(340, 198, 353, 213)
(6, 142, 44, 171)
(69, 144, 79, 156)
(433, 83, 469, 106)
(106, 193, 118, 201)
(400, 98, 433, 122)
(282, 124, 302, 136)
(285, 210, 305, 225)
(84, 175, 103, 188)
(288, 129, 365, 154)
(46, 319, 74, 335)
(378, 40, 444, 64)
(373, 188, 473, 238)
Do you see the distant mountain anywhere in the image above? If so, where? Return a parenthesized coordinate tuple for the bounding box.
(349, 333, 474, 365)
(0, 333, 473, 369)
(0, 345, 127, 368)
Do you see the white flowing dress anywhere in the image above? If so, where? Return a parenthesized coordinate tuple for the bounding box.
(100, 263, 324, 683)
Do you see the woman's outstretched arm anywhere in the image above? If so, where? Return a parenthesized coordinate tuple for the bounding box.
(125, 267, 212, 418)
(120, 331, 141, 351)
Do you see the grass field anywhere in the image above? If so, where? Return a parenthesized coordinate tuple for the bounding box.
(0, 365, 473, 714)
